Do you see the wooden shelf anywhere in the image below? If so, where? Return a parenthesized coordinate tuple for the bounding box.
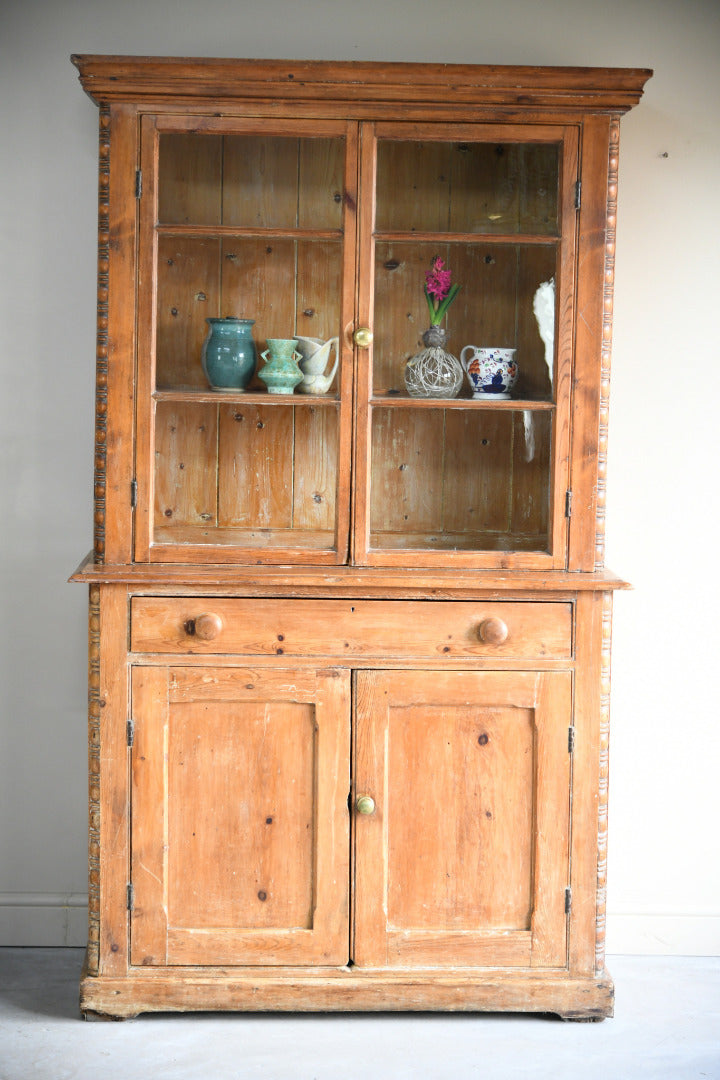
(156, 224, 343, 241)
(373, 230, 559, 246)
(152, 524, 337, 549)
(371, 393, 555, 410)
(370, 530, 548, 552)
(154, 388, 340, 405)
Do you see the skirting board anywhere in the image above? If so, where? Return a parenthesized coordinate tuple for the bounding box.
(605, 914, 720, 956)
(0, 894, 88, 947)
(1, 899, 719, 955)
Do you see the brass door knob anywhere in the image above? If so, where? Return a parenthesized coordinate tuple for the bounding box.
(191, 612, 224, 641)
(356, 794, 376, 815)
(477, 617, 509, 645)
(353, 327, 373, 348)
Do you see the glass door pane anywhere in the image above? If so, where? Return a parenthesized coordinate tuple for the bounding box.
(356, 126, 575, 567)
(137, 121, 355, 563)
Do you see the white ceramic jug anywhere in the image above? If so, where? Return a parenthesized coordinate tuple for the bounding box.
(294, 336, 340, 394)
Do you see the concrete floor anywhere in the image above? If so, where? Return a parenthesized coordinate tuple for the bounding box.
(0, 950, 718, 1079)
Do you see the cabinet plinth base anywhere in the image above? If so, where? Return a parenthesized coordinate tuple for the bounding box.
(80, 967, 614, 1021)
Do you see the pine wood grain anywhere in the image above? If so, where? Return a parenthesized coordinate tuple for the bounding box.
(80, 965, 614, 1019)
(96, 585, 131, 975)
(130, 597, 572, 660)
(102, 105, 138, 564)
(217, 403, 294, 529)
(353, 670, 571, 969)
(153, 401, 218, 529)
(74, 56, 646, 1018)
(73, 55, 651, 113)
(568, 116, 612, 571)
(131, 666, 350, 967)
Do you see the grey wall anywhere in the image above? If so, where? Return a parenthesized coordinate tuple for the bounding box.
(1, 0, 718, 952)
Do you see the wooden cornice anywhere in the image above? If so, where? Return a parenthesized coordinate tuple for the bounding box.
(71, 55, 652, 113)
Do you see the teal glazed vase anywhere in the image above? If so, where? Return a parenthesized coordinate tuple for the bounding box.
(258, 338, 303, 394)
(201, 318, 257, 391)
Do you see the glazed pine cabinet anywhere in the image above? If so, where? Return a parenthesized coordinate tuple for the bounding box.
(71, 57, 651, 1019)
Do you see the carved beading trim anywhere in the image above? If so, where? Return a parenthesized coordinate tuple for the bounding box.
(94, 107, 110, 563)
(595, 119, 620, 571)
(87, 585, 101, 974)
(595, 591, 613, 974)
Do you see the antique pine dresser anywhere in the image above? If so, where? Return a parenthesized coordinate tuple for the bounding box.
(70, 56, 651, 1019)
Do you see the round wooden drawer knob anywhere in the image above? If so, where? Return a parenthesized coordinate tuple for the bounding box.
(192, 612, 224, 641)
(478, 617, 509, 645)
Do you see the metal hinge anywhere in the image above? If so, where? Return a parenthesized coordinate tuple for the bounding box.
(565, 887, 572, 914)
(135, 169, 142, 199)
(575, 180, 582, 210)
(568, 726, 576, 753)
(130, 479, 138, 509)
(126, 718, 135, 747)
(127, 884, 134, 911)
(565, 489, 573, 518)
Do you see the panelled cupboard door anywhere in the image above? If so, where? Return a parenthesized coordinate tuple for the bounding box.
(353, 670, 571, 968)
(130, 665, 350, 967)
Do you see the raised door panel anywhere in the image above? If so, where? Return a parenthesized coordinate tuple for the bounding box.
(353, 669, 571, 968)
(130, 665, 350, 967)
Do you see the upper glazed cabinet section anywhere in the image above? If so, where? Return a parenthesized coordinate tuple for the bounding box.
(72, 58, 651, 570)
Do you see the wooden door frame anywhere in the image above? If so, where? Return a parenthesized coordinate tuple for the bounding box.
(133, 114, 358, 566)
(352, 121, 579, 570)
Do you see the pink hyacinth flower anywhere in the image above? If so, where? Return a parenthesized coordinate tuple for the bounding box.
(425, 257, 453, 302)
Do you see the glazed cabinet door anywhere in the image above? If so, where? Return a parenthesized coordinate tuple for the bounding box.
(129, 665, 350, 967)
(134, 115, 357, 565)
(353, 669, 572, 968)
(354, 123, 578, 569)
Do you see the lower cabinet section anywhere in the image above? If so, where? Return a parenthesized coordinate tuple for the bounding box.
(128, 664, 572, 974)
(81, 587, 615, 1020)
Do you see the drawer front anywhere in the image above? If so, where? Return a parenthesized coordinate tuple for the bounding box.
(130, 598, 572, 660)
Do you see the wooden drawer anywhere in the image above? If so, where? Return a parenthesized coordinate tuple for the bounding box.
(130, 598, 572, 660)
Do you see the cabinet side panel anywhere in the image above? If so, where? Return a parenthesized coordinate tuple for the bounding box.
(568, 116, 614, 571)
(96, 585, 131, 976)
(596, 591, 613, 974)
(87, 586, 101, 973)
(569, 591, 607, 975)
(103, 105, 138, 564)
(595, 123, 621, 572)
(93, 111, 110, 564)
